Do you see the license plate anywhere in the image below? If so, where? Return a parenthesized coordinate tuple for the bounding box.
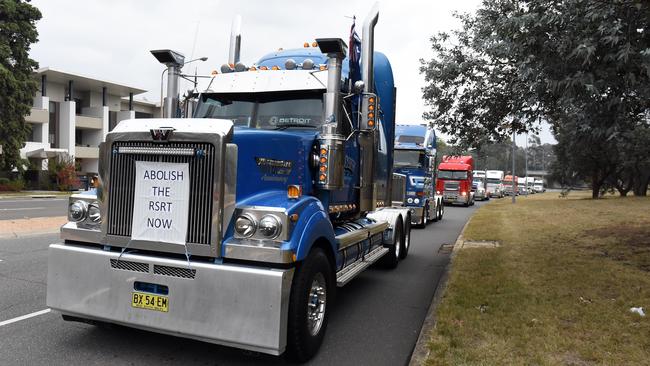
(132, 292, 169, 312)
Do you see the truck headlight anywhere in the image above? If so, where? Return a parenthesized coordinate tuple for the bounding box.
(69, 200, 88, 222)
(88, 202, 101, 223)
(407, 197, 413, 204)
(235, 214, 257, 238)
(414, 198, 420, 204)
(258, 215, 282, 239)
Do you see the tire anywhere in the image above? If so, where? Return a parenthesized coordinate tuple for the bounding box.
(416, 203, 429, 228)
(438, 202, 444, 221)
(431, 202, 439, 222)
(286, 248, 333, 362)
(399, 215, 411, 260)
(380, 218, 402, 269)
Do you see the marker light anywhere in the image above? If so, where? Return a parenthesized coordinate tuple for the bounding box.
(259, 66, 269, 70)
(302, 59, 314, 69)
(271, 65, 280, 70)
(368, 112, 374, 119)
(285, 59, 297, 70)
(368, 120, 375, 127)
(319, 174, 326, 181)
(368, 105, 375, 111)
(320, 148, 327, 155)
(287, 185, 302, 199)
(249, 66, 257, 71)
(319, 166, 327, 172)
(211, 70, 219, 76)
(319, 65, 327, 71)
(369, 97, 375, 104)
(320, 157, 327, 163)
(304, 42, 310, 48)
(311, 41, 318, 47)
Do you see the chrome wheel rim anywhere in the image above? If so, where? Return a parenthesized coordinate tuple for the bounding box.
(307, 273, 326, 336)
(395, 229, 401, 258)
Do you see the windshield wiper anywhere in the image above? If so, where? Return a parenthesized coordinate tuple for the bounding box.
(273, 124, 317, 130)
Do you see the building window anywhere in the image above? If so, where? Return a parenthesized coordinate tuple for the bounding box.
(49, 101, 59, 148)
(109, 111, 117, 131)
(135, 112, 152, 119)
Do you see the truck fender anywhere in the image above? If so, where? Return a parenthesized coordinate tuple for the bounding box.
(293, 208, 336, 264)
(367, 207, 411, 245)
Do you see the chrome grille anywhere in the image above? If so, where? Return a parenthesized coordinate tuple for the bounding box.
(444, 181, 459, 191)
(110, 259, 149, 273)
(107, 141, 215, 245)
(153, 264, 196, 279)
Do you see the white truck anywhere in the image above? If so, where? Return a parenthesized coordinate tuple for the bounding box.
(485, 170, 504, 198)
(534, 178, 545, 193)
(517, 177, 527, 195)
(472, 170, 488, 201)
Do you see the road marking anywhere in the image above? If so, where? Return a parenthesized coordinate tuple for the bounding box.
(0, 207, 47, 211)
(0, 309, 51, 327)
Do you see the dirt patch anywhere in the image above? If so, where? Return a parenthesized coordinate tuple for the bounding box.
(584, 225, 650, 271)
(0, 216, 66, 238)
(585, 226, 650, 247)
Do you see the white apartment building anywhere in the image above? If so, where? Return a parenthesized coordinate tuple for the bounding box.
(22, 67, 160, 174)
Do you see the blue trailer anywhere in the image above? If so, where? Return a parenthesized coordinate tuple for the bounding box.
(47, 4, 413, 362)
(393, 124, 444, 227)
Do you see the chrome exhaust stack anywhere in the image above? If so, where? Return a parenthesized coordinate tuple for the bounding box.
(361, 2, 379, 94)
(150, 49, 185, 118)
(228, 15, 242, 65)
(315, 38, 347, 190)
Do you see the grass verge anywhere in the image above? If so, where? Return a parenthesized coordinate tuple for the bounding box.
(426, 192, 650, 365)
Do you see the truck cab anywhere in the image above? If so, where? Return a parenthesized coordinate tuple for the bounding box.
(393, 124, 444, 227)
(534, 178, 545, 193)
(472, 170, 489, 201)
(46, 6, 413, 362)
(437, 155, 474, 207)
(485, 170, 505, 198)
(517, 177, 528, 195)
(503, 175, 518, 196)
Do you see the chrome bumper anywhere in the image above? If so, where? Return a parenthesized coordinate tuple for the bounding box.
(47, 243, 293, 355)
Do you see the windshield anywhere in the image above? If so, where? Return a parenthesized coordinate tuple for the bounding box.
(397, 135, 425, 144)
(438, 170, 468, 180)
(194, 91, 323, 129)
(486, 178, 502, 184)
(394, 150, 425, 168)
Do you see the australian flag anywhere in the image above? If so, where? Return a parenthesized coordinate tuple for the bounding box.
(349, 17, 362, 85)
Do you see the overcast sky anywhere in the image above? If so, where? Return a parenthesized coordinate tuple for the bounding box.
(29, 0, 555, 145)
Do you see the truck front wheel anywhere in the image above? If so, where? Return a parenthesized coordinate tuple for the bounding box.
(380, 218, 403, 268)
(286, 248, 333, 362)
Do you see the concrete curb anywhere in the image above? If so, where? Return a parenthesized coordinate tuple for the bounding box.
(408, 217, 471, 366)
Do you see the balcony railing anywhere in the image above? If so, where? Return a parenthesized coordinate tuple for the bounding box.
(75, 114, 102, 129)
(26, 108, 48, 124)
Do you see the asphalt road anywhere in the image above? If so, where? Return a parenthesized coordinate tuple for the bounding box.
(0, 201, 483, 365)
(0, 197, 68, 220)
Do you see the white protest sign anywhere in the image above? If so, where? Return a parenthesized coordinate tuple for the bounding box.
(131, 161, 190, 245)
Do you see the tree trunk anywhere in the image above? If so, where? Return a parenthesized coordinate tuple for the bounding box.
(633, 174, 649, 196)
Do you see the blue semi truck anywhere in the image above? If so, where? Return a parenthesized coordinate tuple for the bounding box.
(394, 124, 444, 227)
(47, 4, 413, 362)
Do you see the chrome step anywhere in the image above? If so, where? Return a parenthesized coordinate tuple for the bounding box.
(336, 246, 389, 287)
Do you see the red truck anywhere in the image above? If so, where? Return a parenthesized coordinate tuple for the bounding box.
(503, 175, 518, 196)
(437, 155, 474, 207)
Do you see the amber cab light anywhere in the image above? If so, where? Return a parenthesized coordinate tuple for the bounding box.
(288, 185, 302, 199)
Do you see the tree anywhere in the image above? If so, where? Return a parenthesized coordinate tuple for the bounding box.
(0, 0, 41, 171)
(421, 0, 650, 198)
